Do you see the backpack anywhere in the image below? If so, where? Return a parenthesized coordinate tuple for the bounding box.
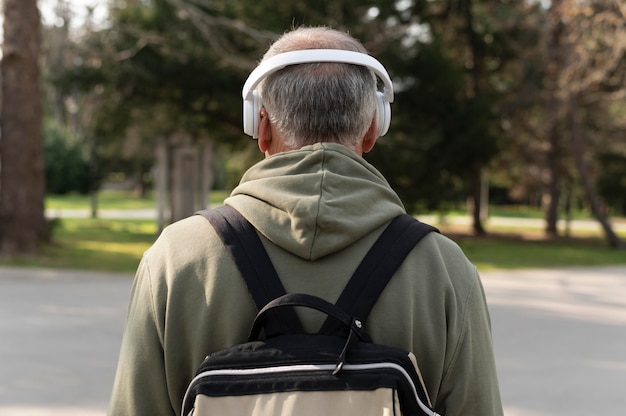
(183, 205, 441, 416)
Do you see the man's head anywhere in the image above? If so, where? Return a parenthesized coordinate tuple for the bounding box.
(242, 27, 393, 156)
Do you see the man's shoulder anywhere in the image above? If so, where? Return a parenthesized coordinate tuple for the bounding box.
(402, 228, 480, 287)
(158, 212, 220, 241)
(144, 212, 228, 265)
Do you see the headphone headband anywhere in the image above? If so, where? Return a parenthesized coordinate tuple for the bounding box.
(242, 49, 394, 138)
(242, 49, 394, 103)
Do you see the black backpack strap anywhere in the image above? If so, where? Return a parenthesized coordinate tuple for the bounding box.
(196, 205, 304, 336)
(319, 214, 439, 336)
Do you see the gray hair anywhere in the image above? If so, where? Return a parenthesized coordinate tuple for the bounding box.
(260, 27, 377, 150)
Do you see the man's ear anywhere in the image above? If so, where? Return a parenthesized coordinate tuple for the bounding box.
(257, 109, 271, 153)
(361, 117, 378, 154)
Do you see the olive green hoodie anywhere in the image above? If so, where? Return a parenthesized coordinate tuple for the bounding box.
(108, 143, 503, 416)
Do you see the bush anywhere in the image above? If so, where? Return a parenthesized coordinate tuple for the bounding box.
(43, 122, 90, 194)
(596, 153, 626, 216)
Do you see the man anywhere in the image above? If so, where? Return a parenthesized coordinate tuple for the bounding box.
(108, 26, 503, 416)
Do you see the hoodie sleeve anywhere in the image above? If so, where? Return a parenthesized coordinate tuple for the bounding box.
(107, 256, 176, 416)
(435, 269, 504, 416)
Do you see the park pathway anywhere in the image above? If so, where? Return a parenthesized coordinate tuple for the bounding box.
(1, 265, 625, 415)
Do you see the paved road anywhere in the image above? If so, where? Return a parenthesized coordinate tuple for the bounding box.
(0, 268, 131, 416)
(1, 265, 625, 415)
(481, 266, 626, 416)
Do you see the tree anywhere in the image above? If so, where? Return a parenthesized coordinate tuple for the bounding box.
(367, 0, 510, 223)
(54, 0, 255, 222)
(47, 0, 625, 247)
(562, 0, 626, 248)
(0, 0, 47, 255)
(496, 0, 625, 247)
(183, 0, 507, 219)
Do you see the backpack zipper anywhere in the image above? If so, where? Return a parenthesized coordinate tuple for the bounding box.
(182, 362, 439, 416)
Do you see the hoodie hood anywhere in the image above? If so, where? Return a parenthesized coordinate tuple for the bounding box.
(226, 143, 405, 260)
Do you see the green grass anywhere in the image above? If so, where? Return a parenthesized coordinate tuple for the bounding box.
(451, 234, 626, 270)
(425, 204, 599, 220)
(46, 190, 231, 210)
(2, 189, 230, 273)
(1, 219, 158, 273)
(0, 217, 624, 274)
(46, 191, 155, 210)
(487, 205, 597, 220)
(0, 192, 623, 274)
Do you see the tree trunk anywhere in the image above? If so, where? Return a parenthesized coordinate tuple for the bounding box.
(88, 135, 99, 218)
(171, 145, 198, 222)
(569, 97, 624, 249)
(198, 137, 214, 211)
(462, 0, 486, 236)
(470, 165, 486, 235)
(544, 121, 561, 236)
(155, 137, 169, 235)
(543, 0, 566, 237)
(0, 0, 47, 255)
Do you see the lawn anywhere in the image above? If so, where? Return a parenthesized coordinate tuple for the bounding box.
(449, 232, 626, 270)
(46, 190, 231, 210)
(2, 219, 157, 274)
(0, 191, 624, 274)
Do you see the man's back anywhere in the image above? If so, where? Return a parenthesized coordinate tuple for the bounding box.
(109, 143, 502, 415)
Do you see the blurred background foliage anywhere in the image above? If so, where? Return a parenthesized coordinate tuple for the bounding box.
(37, 0, 626, 245)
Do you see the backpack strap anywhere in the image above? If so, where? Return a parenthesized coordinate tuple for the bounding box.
(319, 214, 439, 336)
(196, 205, 304, 336)
(197, 206, 439, 339)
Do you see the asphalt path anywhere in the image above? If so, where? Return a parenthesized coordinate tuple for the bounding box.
(1, 265, 625, 416)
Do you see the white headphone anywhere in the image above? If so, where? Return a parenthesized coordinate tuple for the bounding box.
(242, 49, 394, 139)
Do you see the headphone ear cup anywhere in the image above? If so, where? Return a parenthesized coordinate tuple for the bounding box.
(243, 90, 262, 138)
(375, 91, 391, 137)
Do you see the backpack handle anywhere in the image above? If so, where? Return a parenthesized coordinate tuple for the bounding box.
(249, 293, 371, 343)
